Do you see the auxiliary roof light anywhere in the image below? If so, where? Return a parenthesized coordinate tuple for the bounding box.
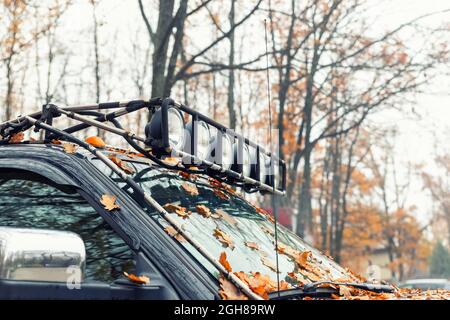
(144, 98, 286, 195)
(145, 104, 185, 153)
(212, 132, 234, 170)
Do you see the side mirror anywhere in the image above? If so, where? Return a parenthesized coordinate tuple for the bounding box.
(0, 227, 86, 283)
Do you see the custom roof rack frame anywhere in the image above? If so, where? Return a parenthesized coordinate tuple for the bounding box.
(0, 98, 286, 196)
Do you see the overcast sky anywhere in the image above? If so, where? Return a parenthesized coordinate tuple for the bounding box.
(61, 0, 450, 224)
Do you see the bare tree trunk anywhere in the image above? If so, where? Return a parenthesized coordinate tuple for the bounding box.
(151, 0, 175, 98)
(226, 0, 237, 129)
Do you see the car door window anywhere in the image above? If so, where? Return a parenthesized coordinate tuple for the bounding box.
(0, 171, 135, 283)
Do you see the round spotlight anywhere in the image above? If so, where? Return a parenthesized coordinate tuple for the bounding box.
(145, 106, 185, 152)
(259, 151, 269, 183)
(167, 108, 185, 150)
(196, 120, 211, 160)
(221, 134, 234, 170)
(232, 142, 251, 177)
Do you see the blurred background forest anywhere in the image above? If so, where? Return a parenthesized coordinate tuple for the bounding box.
(1, 0, 450, 283)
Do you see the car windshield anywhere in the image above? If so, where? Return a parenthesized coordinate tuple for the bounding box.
(93, 157, 358, 287)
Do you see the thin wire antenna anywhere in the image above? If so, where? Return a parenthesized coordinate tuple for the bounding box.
(264, 18, 281, 297)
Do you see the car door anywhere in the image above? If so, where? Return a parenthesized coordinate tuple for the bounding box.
(0, 167, 179, 299)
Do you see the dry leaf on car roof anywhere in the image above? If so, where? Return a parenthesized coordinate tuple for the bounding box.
(219, 252, 232, 273)
(163, 203, 191, 218)
(245, 242, 259, 251)
(85, 136, 106, 148)
(164, 226, 186, 243)
(182, 182, 199, 196)
(215, 209, 238, 226)
(100, 194, 120, 211)
(51, 139, 62, 145)
(63, 143, 78, 154)
(123, 272, 150, 285)
(214, 228, 234, 249)
(108, 154, 135, 174)
(196, 204, 211, 218)
(9, 132, 24, 144)
(218, 275, 248, 300)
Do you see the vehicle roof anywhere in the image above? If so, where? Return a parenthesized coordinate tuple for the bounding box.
(0, 142, 154, 165)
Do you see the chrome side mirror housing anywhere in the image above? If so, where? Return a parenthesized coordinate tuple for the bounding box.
(0, 227, 86, 283)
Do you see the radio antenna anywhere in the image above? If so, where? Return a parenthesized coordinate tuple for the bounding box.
(264, 18, 281, 297)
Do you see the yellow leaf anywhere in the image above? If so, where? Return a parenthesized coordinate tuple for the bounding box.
(100, 194, 120, 211)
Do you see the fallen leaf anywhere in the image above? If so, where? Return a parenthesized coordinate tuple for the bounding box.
(108, 154, 135, 174)
(196, 204, 211, 218)
(213, 188, 230, 200)
(219, 252, 232, 272)
(9, 132, 24, 144)
(124, 272, 150, 285)
(63, 143, 78, 154)
(51, 139, 62, 145)
(163, 203, 191, 218)
(100, 194, 120, 211)
(261, 257, 278, 272)
(245, 242, 259, 250)
(219, 275, 248, 300)
(179, 171, 198, 181)
(214, 228, 234, 249)
(85, 136, 106, 148)
(182, 182, 199, 196)
(339, 285, 353, 298)
(237, 271, 279, 300)
(209, 178, 222, 188)
(163, 157, 181, 166)
(164, 226, 186, 242)
(295, 251, 311, 269)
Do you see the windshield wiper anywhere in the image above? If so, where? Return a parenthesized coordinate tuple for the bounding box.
(269, 281, 395, 300)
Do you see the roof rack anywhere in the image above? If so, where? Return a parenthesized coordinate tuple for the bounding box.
(0, 98, 286, 196)
(0, 97, 289, 300)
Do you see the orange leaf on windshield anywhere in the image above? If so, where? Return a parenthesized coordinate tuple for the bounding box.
(213, 188, 230, 201)
(218, 275, 248, 300)
(179, 171, 198, 181)
(124, 272, 150, 285)
(108, 154, 135, 174)
(163, 157, 181, 166)
(100, 194, 120, 211)
(182, 182, 199, 196)
(196, 204, 211, 218)
(214, 228, 234, 249)
(295, 251, 311, 269)
(85, 136, 106, 148)
(219, 252, 232, 272)
(163, 203, 191, 218)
